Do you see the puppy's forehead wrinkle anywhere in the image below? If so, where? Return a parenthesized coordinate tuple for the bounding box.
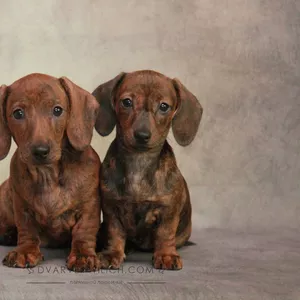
(121, 73, 175, 102)
(25, 83, 56, 97)
(9, 82, 64, 106)
(121, 82, 169, 100)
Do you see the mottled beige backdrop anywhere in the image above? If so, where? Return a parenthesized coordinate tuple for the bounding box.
(1, 0, 299, 231)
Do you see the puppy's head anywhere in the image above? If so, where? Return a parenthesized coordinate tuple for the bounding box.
(0, 74, 99, 165)
(93, 70, 203, 151)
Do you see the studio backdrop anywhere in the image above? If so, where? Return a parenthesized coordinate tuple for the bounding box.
(0, 0, 299, 231)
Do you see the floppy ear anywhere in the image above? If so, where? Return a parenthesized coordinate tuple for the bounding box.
(0, 85, 11, 160)
(92, 72, 126, 136)
(172, 78, 203, 146)
(59, 77, 100, 151)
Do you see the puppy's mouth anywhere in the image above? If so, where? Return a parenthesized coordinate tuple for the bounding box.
(31, 158, 53, 166)
(131, 140, 164, 152)
(121, 141, 151, 152)
(31, 153, 60, 166)
(134, 142, 151, 151)
(20, 156, 54, 166)
(121, 135, 162, 152)
(31, 153, 62, 166)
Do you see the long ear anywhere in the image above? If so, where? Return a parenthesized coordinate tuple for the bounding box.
(59, 77, 100, 151)
(0, 85, 11, 160)
(172, 78, 203, 146)
(92, 72, 126, 136)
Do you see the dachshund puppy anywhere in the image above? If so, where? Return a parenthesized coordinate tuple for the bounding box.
(0, 73, 101, 272)
(92, 70, 202, 270)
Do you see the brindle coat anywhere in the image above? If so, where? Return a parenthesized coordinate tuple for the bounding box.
(93, 70, 203, 270)
(0, 74, 101, 272)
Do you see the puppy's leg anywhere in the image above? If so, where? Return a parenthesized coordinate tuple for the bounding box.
(2, 192, 43, 268)
(0, 180, 17, 246)
(66, 197, 100, 272)
(97, 216, 126, 269)
(152, 216, 183, 270)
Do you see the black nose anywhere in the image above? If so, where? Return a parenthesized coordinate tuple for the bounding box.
(32, 145, 50, 160)
(134, 129, 151, 143)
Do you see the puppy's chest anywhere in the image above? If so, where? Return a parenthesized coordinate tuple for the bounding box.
(104, 164, 157, 196)
(103, 169, 172, 237)
(26, 184, 78, 230)
(125, 172, 156, 198)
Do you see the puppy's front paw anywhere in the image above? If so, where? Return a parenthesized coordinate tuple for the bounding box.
(2, 248, 43, 268)
(67, 252, 100, 272)
(152, 252, 182, 270)
(97, 250, 125, 269)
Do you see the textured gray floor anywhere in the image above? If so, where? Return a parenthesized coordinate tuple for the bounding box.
(1, 228, 300, 300)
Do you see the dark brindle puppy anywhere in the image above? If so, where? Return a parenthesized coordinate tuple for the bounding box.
(93, 70, 202, 270)
(0, 73, 101, 271)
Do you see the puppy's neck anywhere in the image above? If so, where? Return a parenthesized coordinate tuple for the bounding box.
(26, 162, 61, 189)
(115, 139, 171, 175)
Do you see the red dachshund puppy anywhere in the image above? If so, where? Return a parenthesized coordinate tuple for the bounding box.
(93, 70, 202, 270)
(0, 73, 101, 272)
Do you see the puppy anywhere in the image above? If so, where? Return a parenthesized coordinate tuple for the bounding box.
(92, 70, 202, 270)
(0, 73, 101, 272)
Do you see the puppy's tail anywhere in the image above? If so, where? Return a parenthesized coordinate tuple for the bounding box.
(183, 240, 197, 247)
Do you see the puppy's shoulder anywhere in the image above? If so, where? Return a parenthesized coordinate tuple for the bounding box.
(159, 142, 178, 168)
(80, 146, 101, 167)
(9, 149, 24, 175)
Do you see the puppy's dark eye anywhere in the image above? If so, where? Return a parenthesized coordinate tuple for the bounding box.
(159, 102, 170, 113)
(121, 98, 133, 108)
(53, 106, 63, 117)
(13, 109, 25, 120)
